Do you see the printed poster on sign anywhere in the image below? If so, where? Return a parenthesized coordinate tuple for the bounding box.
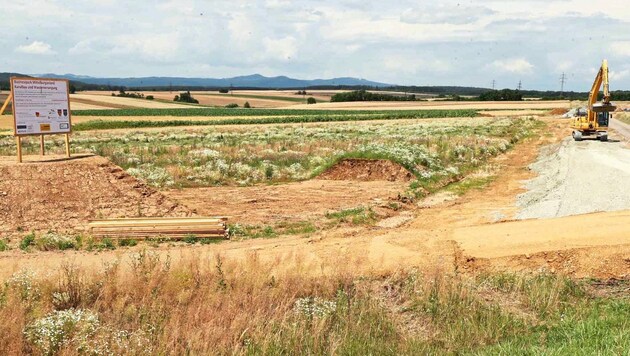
(10, 78, 72, 136)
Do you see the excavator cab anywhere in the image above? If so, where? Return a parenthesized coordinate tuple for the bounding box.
(571, 60, 614, 142)
(592, 102, 616, 128)
(596, 111, 610, 128)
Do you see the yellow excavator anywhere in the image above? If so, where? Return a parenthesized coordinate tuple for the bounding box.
(571, 59, 616, 141)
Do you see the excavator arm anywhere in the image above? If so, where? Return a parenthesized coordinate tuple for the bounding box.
(572, 59, 615, 141)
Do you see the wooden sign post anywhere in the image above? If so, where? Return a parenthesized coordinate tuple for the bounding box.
(7, 77, 72, 162)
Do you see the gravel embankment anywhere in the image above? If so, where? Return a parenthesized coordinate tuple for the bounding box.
(517, 137, 630, 219)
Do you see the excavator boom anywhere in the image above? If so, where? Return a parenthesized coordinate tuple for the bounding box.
(571, 59, 615, 141)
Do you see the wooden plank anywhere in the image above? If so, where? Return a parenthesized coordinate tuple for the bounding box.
(87, 216, 229, 240)
(88, 216, 228, 222)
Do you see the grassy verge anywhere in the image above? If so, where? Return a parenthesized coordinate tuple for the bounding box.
(0, 255, 626, 355)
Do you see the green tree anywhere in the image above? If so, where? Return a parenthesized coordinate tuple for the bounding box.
(307, 97, 316, 104)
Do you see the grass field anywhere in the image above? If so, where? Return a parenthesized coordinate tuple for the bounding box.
(0, 254, 627, 355)
(0, 116, 540, 198)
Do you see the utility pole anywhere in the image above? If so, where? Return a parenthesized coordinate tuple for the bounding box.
(560, 73, 567, 97)
(517, 80, 522, 91)
(492, 80, 496, 90)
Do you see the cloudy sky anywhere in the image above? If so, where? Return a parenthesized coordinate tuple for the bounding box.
(2, 0, 630, 90)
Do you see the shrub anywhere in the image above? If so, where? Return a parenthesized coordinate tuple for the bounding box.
(146, 95, 154, 100)
(244, 101, 251, 108)
(0, 238, 8, 251)
(219, 88, 229, 94)
(331, 90, 415, 102)
(115, 90, 144, 99)
(174, 91, 199, 104)
(20, 232, 36, 251)
(479, 89, 523, 101)
(24, 309, 100, 355)
(225, 103, 239, 108)
(36, 232, 78, 251)
(118, 238, 138, 247)
(307, 97, 316, 104)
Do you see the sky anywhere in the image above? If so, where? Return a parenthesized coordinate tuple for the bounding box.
(2, 0, 630, 90)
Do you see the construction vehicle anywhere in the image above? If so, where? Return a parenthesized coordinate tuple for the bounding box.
(571, 59, 616, 141)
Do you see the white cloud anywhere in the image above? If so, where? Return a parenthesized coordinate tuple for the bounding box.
(263, 36, 297, 61)
(491, 58, 534, 74)
(15, 41, 55, 55)
(610, 69, 630, 81)
(384, 55, 451, 75)
(610, 41, 630, 57)
(401, 4, 494, 25)
(555, 60, 574, 72)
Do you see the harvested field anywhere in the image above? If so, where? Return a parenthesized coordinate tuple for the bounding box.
(318, 158, 414, 182)
(70, 94, 196, 109)
(286, 100, 572, 110)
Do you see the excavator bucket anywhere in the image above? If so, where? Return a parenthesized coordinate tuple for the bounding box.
(592, 102, 616, 112)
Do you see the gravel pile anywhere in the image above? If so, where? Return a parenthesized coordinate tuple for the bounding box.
(517, 138, 630, 219)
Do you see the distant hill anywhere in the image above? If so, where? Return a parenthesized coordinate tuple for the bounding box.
(37, 73, 390, 89)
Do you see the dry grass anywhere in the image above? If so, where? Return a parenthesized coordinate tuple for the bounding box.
(0, 250, 626, 355)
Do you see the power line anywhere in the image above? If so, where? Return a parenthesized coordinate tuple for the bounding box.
(492, 80, 496, 90)
(560, 73, 567, 97)
(517, 80, 522, 91)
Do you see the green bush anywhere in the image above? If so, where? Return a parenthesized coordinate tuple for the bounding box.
(307, 97, 316, 104)
(20, 232, 36, 251)
(219, 88, 229, 94)
(331, 90, 415, 102)
(225, 103, 239, 108)
(0, 239, 9, 251)
(146, 95, 154, 100)
(244, 101, 251, 108)
(36, 232, 77, 251)
(173, 91, 199, 104)
(479, 89, 523, 101)
(118, 238, 138, 247)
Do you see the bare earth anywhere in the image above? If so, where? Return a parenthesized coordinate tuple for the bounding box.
(0, 118, 629, 280)
(166, 179, 407, 226)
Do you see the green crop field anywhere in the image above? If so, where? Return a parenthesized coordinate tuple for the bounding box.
(71, 107, 479, 117)
(71, 109, 479, 131)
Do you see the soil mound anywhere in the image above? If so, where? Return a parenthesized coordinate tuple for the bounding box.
(318, 159, 414, 182)
(0, 155, 190, 235)
(549, 108, 568, 115)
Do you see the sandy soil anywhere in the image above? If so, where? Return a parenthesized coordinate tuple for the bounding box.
(0, 155, 189, 235)
(318, 159, 414, 182)
(166, 179, 407, 226)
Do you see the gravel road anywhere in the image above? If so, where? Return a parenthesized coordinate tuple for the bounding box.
(517, 137, 630, 219)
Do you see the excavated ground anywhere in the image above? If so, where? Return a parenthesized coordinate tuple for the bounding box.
(0, 118, 629, 280)
(0, 155, 190, 236)
(318, 159, 415, 182)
